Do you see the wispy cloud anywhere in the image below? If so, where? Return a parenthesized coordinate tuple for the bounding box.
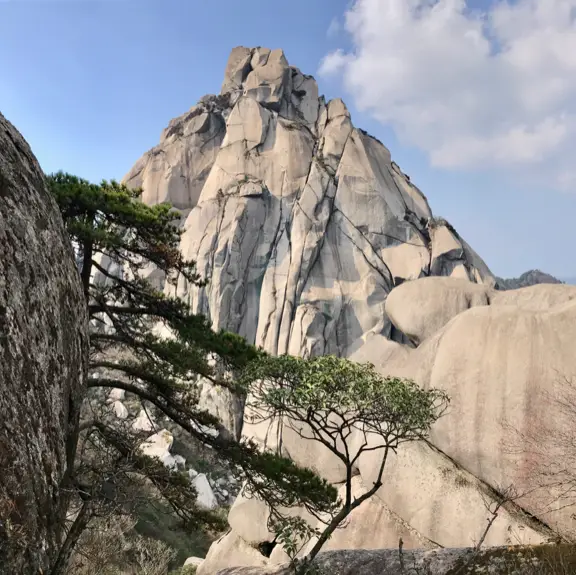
(327, 17, 341, 38)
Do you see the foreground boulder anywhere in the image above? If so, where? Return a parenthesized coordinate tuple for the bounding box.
(0, 112, 88, 573)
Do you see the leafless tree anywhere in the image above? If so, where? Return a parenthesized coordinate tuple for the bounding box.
(503, 372, 576, 536)
(50, 400, 222, 575)
(66, 514, 176, 575)
(475, 484, 519, 551)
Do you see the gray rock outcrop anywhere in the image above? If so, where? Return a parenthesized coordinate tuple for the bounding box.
(213, 546, 575, 575)
(124, 46, 494, 359)
(0, 112, 89, 573)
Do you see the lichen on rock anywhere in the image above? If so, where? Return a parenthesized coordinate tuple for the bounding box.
(0, 111, 89, 573)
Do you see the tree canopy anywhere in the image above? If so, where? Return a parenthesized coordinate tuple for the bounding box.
(244, 354, 449, 565)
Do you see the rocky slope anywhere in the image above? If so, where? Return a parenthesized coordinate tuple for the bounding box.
(198, 278, 576, 574)
(124, 46, 494, 359)
(0, 112, 89, 573)
(213, 546, 576, 575)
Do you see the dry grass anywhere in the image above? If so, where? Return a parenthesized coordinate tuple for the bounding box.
(66, 514, 176, 575)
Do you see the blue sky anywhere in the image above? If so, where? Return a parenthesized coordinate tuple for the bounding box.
(1, 0, 575, 279)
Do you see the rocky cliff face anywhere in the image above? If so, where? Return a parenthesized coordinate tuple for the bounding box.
(350, 280, 576, 546)
(0, 112, 89, 573)
(124, 46, 494, 358)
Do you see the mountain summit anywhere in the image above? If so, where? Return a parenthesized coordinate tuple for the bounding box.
(496, 269, 563, 290)
(123, 46, 494, 358)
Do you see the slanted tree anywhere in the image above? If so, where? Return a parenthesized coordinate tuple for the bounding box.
(46, 172, 338, 574)
(243, 354, 450, 568)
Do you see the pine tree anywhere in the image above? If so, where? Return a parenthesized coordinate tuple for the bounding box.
(46, 172, 338, 574)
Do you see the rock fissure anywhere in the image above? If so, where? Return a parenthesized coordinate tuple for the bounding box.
(333, 209, 394, 289)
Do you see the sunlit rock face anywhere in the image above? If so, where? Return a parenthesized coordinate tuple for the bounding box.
(352, 279, 576, 545)
(124, 46, 494, 359)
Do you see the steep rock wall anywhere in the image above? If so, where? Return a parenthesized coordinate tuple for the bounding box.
(121, 48, 538, 572)
(201, 281, 573, 574)
(124, 46, 494, 358)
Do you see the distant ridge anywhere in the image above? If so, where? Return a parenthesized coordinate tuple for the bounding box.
(495, 269, 563, 290)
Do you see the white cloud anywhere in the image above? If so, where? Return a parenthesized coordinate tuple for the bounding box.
(320, 0, 576, 190)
